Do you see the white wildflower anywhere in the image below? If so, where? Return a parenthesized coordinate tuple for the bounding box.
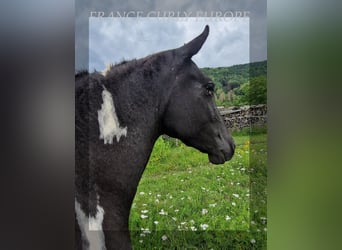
(140, 215, 148, 219)
(159, 209, 168, 215)
(251, 239, 256, 244)
(232, 202, 236, 206)
(161, 235, 168, 241)
(202, 208, 208, 215)
(139, 192, 145, 195)
(200, 224, 209, 230)
(232, 194, 239, 198)
(154, 221, 159, 225)
(260, 216, 267, 223)
(225, 215, 231, 221)
(141, 210, 148, 214)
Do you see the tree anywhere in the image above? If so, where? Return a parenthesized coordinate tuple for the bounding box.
(237, 76, 267, 105)
(249, 76, 267, 104)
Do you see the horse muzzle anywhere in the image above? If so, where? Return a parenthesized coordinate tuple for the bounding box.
(208, 141, 235, 164)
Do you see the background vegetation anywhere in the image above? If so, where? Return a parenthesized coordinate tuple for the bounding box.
(201, 61, 267, 107)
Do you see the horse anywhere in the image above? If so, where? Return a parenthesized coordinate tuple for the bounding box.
(75, 25, 235, 250)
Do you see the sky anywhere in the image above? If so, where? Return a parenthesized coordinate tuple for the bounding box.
(89, 18, 249, 71)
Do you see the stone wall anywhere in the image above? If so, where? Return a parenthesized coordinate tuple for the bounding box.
(218, 104, 267, 130)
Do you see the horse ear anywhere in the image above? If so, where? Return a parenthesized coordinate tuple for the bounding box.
(177, 25, 209, 59)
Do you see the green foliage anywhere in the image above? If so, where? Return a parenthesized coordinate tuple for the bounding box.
(240, 76, 267, 105)
(130, 134, 267, 249)
(201, 60, 267, 107)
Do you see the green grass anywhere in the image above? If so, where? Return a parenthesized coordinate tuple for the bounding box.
(129, 132, 267, 249)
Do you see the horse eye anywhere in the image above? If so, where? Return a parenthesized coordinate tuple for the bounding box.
(205, 82, 214, 95)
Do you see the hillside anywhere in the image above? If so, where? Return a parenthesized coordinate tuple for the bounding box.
(201, 61, 267, 107)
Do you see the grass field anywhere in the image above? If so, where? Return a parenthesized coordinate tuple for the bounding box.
(129, 132, 267, 249)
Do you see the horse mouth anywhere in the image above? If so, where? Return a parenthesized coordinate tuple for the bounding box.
(208, 150, 233, 164)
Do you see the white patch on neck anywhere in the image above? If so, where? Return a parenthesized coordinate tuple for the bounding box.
(75, 199, 106, 250)
(97, 86, 127, 144)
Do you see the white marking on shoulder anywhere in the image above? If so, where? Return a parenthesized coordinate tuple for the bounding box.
(98, 86, 127, 144)
(75, 199, 106, 250)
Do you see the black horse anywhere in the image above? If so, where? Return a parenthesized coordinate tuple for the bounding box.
(75, 25, 235, 250)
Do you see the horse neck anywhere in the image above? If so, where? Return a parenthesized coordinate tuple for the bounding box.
(110, 76, 165, 139)
(95, 75, 164, 181)
(76, 69, 175, 231)
(84, 79, 163, 220)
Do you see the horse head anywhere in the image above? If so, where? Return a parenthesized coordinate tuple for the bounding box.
(161, 25, 235, 164)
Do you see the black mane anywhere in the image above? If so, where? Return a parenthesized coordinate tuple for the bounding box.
(75, 70, 89, 78)
(105, 58, 139, 80)
(74, 52, 168, 88)
(99, 53, 168, 88)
